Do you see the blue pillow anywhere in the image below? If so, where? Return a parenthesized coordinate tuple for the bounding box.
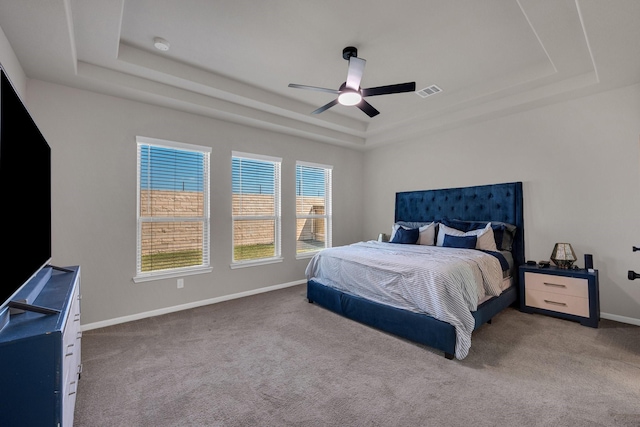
(389, 227, 419, 244)
(443, 234, 477, 249)
(440, 218, 476, 232)
(441, 219, 516, 251)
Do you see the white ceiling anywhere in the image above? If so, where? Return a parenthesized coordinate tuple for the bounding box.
(0, 0, 638, 150)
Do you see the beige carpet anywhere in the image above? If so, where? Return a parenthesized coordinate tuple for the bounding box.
(74, 284, 640, 426)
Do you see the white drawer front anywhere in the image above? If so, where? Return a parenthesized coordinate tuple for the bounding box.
(61, 275, 81, 426)
(524, 272, 588, 298)
(63, 376, 78, 427)
(525, 288, 589, 317)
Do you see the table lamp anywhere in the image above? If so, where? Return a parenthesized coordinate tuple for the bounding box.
(550, 243, 576, 268)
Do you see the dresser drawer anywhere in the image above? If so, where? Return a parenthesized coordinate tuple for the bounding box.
(524, 272, 588, 298)
(61, 275, 81, 426)
(525, 288, 589, 317)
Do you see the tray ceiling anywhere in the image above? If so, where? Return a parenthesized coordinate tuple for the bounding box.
(0, 0, 638, 149)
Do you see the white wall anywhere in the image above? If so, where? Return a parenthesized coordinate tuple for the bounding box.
(24, 80, 364, 325)
(364, 83, 640, 323)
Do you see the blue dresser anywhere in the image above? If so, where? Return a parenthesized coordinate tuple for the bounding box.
(0, 266, 81, 426)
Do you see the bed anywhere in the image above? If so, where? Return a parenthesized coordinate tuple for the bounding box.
(305, 181, 524, 360)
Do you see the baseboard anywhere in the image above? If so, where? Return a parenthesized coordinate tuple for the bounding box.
(82, 284, 640, 331)
(81, 279, 306, 331)
(600, 312, 640, 326)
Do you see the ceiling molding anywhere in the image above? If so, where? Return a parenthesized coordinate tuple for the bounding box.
(0, 0, 637, 150)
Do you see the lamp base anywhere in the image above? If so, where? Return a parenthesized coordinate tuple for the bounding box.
(552, 259, 574, 269)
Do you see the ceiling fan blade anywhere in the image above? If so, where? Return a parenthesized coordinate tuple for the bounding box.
(312, 99, 339, 114)
(345, 57, 366, 90)
(356, 100, 380, 118)
(362, 82, 416, 97)
(288, 83, 339, 95)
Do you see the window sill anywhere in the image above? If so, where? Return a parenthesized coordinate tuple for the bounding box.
(230, 257, 283, 269)
(133, 266, 212, 283)
(296, 252, 319, 260)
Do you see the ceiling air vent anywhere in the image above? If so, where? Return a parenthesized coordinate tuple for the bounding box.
(416, 85, 442, 98)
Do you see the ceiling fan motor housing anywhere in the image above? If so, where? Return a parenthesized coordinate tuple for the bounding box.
(288, 46, 415, 118)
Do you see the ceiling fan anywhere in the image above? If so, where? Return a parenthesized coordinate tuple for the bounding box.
(288, 46, 416, 118)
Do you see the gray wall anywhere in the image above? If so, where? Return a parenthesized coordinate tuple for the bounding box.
(0, 25, 25, 96)
(364, 83, 640, 323)
(3, 24, 639, 326)
(25, 80, 364, 325)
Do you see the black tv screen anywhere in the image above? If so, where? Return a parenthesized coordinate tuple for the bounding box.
(0, 68, 52, 309)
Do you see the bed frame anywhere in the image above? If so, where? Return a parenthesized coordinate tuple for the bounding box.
(307, 181, 524, 359)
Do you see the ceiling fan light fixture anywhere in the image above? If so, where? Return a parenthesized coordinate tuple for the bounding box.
(337, 90, 362, 106)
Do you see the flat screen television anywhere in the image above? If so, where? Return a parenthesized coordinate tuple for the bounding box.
(0, 66, 52, 315)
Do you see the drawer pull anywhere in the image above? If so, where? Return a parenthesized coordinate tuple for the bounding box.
(543, 282, 567, 288)
(544, 299, 568, 307)
(76, 331, 83, 339)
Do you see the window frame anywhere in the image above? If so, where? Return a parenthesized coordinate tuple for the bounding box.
(295, 160, 333, 259)
(231, 151, 282, 268)
(134, 136, 212, 282)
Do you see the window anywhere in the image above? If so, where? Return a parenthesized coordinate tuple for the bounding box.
(135, 136, 211, 282)
(296, 161, 332, 257)
(231, 152, 282, 266)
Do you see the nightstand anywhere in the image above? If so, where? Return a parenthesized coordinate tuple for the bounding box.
(519, 265, 600, 328)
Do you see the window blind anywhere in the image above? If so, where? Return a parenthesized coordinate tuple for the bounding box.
(232, 152, 281, 263)
(296, 161, 332, 255)
(136, 137, 210, 279)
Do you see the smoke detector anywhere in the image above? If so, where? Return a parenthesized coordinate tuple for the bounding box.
(153, 37, 170, 51)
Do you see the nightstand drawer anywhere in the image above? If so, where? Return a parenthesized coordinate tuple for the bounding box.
(519, 265, 599, 328)
(524, 272, 588, 298)
(525, 288, 589, 317)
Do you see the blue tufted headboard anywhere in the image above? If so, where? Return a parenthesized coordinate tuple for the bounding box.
(395, 182, 525, 270)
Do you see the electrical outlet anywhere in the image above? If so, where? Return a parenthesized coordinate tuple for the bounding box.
(177, 278, 184, 289)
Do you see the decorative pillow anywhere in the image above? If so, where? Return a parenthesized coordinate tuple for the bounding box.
(389, 223, 401, 242)
(492, 223, 516, 252)
(391, 221, 427, 241)
(390, 221, 436, 245)
(417, 222, 436, 246)
(440, 219, 516, 251)
(443, 234, 477, 249)
(436, 222, 497, 251)
(389, 227, 419, 244)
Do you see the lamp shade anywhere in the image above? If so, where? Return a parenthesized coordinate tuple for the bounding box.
(550, 243, 576, 268)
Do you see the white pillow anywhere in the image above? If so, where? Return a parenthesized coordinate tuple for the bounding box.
(417, 222, 436, 246)
(390, 222, 436, 245)
(436, 222, 497, 251)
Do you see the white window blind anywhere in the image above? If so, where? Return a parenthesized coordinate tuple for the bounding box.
(296, 161, 332, 256)
(135, 136, 211, 281)
(232, 151, 282, 265)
